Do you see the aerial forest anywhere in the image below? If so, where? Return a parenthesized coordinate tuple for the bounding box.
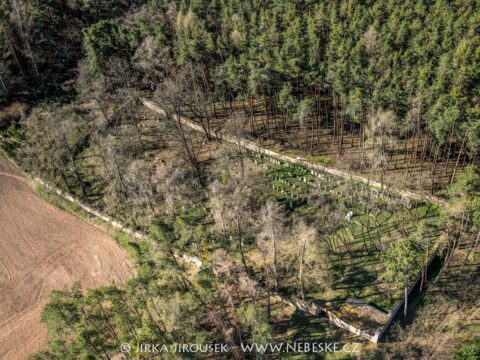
(0, 0, 479, 359)
(1, 0, 479, 195)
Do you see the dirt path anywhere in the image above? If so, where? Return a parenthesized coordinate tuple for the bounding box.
(0, 159, 133, 360)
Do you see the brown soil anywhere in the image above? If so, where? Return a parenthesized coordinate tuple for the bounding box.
(0, 159, 133, 360)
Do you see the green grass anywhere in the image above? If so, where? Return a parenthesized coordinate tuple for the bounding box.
(35, 183, 143, 261)
(307, 203, 439, 311)
(251, 153, 441, 313)
(280, 311, 362, 359)
(36, 184, 82, 214)
(278, 149, 333, 167)
(305, 155, 333, 166)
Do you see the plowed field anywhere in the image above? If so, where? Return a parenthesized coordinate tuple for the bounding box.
(0, 159, 132, 359)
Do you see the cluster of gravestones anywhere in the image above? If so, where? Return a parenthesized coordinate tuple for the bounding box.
(269, 162, 330, 197)
(248, 150, 410, 207)
(271, 165, 351, 201)
(271, 179, 307, 203)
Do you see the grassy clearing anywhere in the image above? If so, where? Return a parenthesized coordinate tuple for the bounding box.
(249, 154, 441, 314)
(311, 204, 439, 311)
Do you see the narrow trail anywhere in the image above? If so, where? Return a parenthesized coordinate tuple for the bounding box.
(140, 98, 446, 207)
(0, 171, 27, 182)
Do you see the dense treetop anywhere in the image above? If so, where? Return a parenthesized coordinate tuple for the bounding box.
(1, 0, 478, 155)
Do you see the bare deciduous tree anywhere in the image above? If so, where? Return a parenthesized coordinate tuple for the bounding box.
(256, 200, 286, 291)
(154, 77, 205, 187)
(153, 162, 193, 222)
